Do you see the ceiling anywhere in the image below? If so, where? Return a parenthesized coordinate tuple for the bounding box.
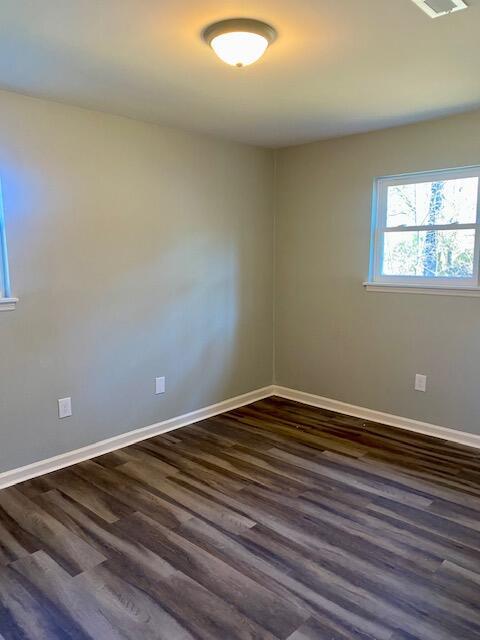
(0, 0, 479, 147)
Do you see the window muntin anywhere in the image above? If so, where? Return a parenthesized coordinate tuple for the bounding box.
(371, 167, 480, 288)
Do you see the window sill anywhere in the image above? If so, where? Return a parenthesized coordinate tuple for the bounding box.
(0, 297, 18, 311)
(364, 283, 480, 297)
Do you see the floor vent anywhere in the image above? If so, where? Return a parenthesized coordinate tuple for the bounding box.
(411, 0, 468, 18)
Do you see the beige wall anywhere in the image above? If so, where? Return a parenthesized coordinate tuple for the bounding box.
(0, 90, 274, 473)
(2, 89, 479, 475)
(275, 110, 480, 435)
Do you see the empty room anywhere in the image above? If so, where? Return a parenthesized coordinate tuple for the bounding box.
(0, 1, 479, 638)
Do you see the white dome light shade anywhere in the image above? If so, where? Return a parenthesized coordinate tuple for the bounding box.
(203, 19, 277, 68)
(211, 32, 268, 67)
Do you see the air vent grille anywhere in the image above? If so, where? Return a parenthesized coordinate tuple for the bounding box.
(411, 0, 468, 18)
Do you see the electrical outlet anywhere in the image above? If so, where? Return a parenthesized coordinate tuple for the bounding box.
(58, 397, 72, 418)
(155, 376, 166, 395)
(415, 374, 427, 393)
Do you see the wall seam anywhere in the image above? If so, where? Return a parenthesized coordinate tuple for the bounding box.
(272, 149, 278, 384)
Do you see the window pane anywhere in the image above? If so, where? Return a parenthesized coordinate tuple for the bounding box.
(382, 229, 476, 278)
(386, 177, 478, 227)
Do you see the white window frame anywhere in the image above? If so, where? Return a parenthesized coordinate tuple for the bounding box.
(366, 165, 480, 295)
(0, 179, 16, 311)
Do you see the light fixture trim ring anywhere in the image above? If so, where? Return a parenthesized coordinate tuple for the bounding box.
(202, 18, 277, 47)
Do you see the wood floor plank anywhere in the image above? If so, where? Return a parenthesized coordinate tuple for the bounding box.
(263, 447, 433, 507)
(112, 511, 309, 638)
(321, 450, 480, 510)
(73, 563, 197, 640)
(0, 563, 81, 640)
(0, 395, 479, 639)
(0, 516, 40, 567)
(432, 560, 480, 609)
(286, 615, 378, 640)
(10, 551, 122, 640)
(105, 553, 280, 640)
(243, 484, 442, 575)
(0, 488, 106, 576)
(177, 517, 394, 640)
(46, 468, 134, 524)
(240, 524, 480, 640)
(134, 439, 246, 493)
(70, 460, 195, 531)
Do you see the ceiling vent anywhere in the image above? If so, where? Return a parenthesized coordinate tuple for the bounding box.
(411, 0, 468, 18)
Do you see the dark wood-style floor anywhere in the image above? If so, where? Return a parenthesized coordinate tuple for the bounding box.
(1, 397, 480, 640)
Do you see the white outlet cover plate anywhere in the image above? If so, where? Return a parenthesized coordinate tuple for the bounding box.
(58, 397, 72, 418)
(415, 374, 427, 392)
(155, 377, 166, 395)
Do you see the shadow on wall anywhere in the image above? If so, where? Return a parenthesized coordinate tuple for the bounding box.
(67, 231, 242, 417)
(0, 162, 249, 470)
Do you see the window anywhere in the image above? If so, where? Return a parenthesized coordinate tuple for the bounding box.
(0, 180, 15, 311)
(368, 166, 480, 294)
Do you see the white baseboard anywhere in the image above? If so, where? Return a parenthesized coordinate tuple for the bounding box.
(0, 385, 275, 490)
(273, 385, 480, 450)
(2, 383, 478, 490)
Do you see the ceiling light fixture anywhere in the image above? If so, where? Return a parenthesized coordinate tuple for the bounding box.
(203, 18, 277, 67)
